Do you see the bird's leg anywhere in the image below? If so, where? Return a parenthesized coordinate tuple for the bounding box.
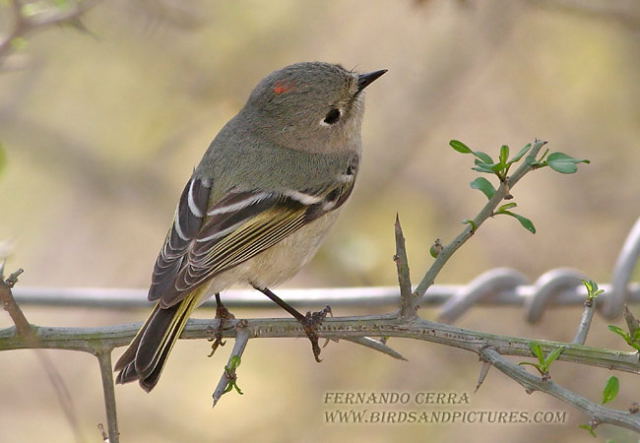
(253, 285, 331, 362)
(208, 293, 236, 357)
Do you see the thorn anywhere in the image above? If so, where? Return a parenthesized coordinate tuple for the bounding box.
(624, 305, 639, 336)
(6, 268, 23, 288)
(97, 423, 108, 442)
(475, 360, 491, 393)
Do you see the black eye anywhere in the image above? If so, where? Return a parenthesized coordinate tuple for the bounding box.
(323, 108, 341, 125)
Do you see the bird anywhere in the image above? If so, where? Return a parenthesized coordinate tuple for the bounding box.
(114, 62, 386, 392)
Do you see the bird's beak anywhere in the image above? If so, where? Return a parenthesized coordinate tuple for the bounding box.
(357, 69, 388, 92)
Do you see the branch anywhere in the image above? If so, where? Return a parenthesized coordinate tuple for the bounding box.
(573, 295, 596, 345)
(0, 0, 101, 64)
(481, 347, 640, 432)
(96, 350, 119, 443)
(0, 269, 119, 442)
(413, 140, 547, 300)
(2, 315, 638, 373)
(1, 138, 622, 437)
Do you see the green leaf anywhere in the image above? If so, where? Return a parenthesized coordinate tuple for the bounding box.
(503, 211, 536, 234)
(510, 143, 532, 163)
(490, 162, 507, 174)
(547, 152, 590, 174)
(499, 145, 509, 165)
(528, 342, 545, 364)
(602, 376, 619, 404)
(450, 140, 472, 154)
(608, 325, 630, 342)
(497, 202, 518, 212)
(578, 424, 597, 438)
(543, 346, 565, 369)
(471, 165, 495, 174)
(518, 361, 544, 372)
(582, 280, 604, 299)
(470, 177, 496, 200)
(472, 151, 493, 164)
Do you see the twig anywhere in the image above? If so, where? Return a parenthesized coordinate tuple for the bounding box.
(0, 266, 32, 336)
(212, 321, 250, 407)
(413, 140, 547, 300)
(96, 350, 119, 443)
(573, 295, 596, 345)
(0, 0, 22, 58)
(481, 347, 640, 432)
(1, 267, 84, 440)
(0, 0, 101, 64)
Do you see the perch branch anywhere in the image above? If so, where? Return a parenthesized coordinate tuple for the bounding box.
(2, 315, 639, 373)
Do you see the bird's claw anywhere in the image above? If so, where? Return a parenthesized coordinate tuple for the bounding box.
(301, 305, 332, 362)
(207, 295, 236, 357)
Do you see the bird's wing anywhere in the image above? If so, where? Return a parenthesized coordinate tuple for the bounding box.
(148, 173, 356, 307)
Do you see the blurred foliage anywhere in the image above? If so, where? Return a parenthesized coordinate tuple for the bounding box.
(0, 142, 5, 174)
(1, 1, 640, 442)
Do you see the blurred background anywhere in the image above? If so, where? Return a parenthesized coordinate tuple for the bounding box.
(1, 0, 640, 442)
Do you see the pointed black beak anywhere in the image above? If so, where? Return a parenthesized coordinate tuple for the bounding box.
(357, 69, 388, 92)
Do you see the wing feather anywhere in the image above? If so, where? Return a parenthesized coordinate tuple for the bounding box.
(149, 171, 357, 308)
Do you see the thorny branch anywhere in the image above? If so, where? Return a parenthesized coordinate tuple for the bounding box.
(2, 139, 638, 436)
(0, 0, 101, 66)
(0, 267, 119, 443)
(481, 347, 640, 432)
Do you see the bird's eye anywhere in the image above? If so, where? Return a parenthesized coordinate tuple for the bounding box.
(321, 108, 341, 126)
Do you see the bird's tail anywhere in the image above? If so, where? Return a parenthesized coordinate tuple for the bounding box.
(114, 288, 203, 392)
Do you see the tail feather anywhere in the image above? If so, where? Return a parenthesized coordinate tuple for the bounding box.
(115, 290, 202, 392)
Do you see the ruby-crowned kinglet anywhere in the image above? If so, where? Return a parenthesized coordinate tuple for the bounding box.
(115, 62, 386, 391)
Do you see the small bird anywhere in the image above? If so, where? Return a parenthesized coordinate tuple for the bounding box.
(114, 62, 386, 391)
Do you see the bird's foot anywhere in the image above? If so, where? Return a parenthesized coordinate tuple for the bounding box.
(301, 305, 332, 362)
(208, 293, 236, 357)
